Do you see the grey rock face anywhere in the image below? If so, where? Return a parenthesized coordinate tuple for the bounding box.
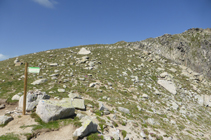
(133, 28, 211, 80)
(36, 100, 75, 123)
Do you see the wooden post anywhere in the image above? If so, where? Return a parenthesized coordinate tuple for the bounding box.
(23, 62, 28, 115)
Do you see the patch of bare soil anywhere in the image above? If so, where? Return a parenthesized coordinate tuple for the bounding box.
(0, 114, 38, 140)
(31, 124, 76, 140)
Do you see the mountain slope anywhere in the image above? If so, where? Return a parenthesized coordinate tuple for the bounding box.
(0, 28, 211, 140)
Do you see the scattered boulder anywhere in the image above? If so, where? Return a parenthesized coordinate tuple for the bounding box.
(12, 94, 21, 100)
(68, 92, 81, 99)
(0, 104, 5, 109)
(78, 48, 91, 55)
(118, 107, 130, 114)
(89, 83, 96, 87)
(19, 91, 50, 111)
(157, 80, 177, 95)
(36, 100, 75, 123)
(49, 63, 58, 66)
(58, 89, 65, 93)
(0, 115, 13, 125)
(15, 62, 23, 66)
(73, 119, 98, 138)
(31, 79, 48, 85)
(14, 58, 19, 64)
(61, 98, 85, 110)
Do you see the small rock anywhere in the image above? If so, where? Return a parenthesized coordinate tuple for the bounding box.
(0, 104, 5, 109)
(58, 89, 65, 93)
(73, 119, 98, 138)
(0, 115, 13, 125)
(118, 107, 130, 114)
(12, 94, 21, 100)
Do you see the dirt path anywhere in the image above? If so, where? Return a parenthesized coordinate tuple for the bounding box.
(0, 114, 38, 140)
(31, 124, 75, 140)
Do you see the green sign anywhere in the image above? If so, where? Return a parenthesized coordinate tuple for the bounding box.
(28, 67, 40, 74)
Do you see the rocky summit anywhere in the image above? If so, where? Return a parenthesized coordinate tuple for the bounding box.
(0, 28, 211, 140)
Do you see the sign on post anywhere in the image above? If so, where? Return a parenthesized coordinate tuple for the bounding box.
(23, 65, 40, 115)
(28, 67, 40, 74)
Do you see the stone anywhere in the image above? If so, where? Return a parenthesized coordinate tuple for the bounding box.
(49, 63, 58, 66)
(31, 79, 48, 85)
(68, 92, 81, 99)
(0, 115, 13, 125)
(19, 91, 50, 111)
(14, 58, 19, 64)
(36, 100, 75, 123)
(137, 105, 142, 111)
(58, 89, 65, 93)
(197, 95, 204, 106)
(204, 95, 211, 107)
(50, 73, 59, 77)
(147, 118, 155, 125)
(99, 102, 108, 111)
(171, 102, 179, 110)
(12, 94, 20, 100)
(78, 48, 91, 55)
(0, 104, 5, 109)
(157, 80, 177, 95)
(89, 83, 96, 87)
(76, 113, 85, 120)
(160, 72, 169, 78)
(15, 62, 23, 66)
(140, 130, 146, 139)
(118, 107, 130, 114)
(142, 94, 149, 99)
(111, 129, 120, 140)
(73, 119, 98, 138)
(72, 99, 85, 110)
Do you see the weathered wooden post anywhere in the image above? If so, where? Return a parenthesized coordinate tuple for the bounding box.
(23, 62, 28, 115)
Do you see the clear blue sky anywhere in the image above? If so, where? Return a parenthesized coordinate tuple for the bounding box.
(0, 0, 211, 60)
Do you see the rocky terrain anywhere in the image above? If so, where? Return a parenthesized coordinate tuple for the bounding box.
(0, 28, 211, 140)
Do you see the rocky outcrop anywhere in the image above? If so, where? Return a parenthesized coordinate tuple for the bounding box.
(130, 28, 211, 80)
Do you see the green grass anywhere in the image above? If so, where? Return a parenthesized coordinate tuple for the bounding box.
(0, 133, 20, 140)
(121, 130, 127, 138)
(87, 133, 104, 140)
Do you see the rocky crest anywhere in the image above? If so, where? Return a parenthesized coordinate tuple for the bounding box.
(129, 28, 211, 80)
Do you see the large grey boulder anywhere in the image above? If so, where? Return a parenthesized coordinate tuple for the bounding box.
(31, 79, 48, 85)
(36, 100, 75, 123)
(157, 80, 177, 95)
(73, 119, 98, 138)
(78, 48, 91, 55)
(0, 115, 13, 125)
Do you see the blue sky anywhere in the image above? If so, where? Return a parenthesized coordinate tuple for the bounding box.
(0, 0, 211, 60)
